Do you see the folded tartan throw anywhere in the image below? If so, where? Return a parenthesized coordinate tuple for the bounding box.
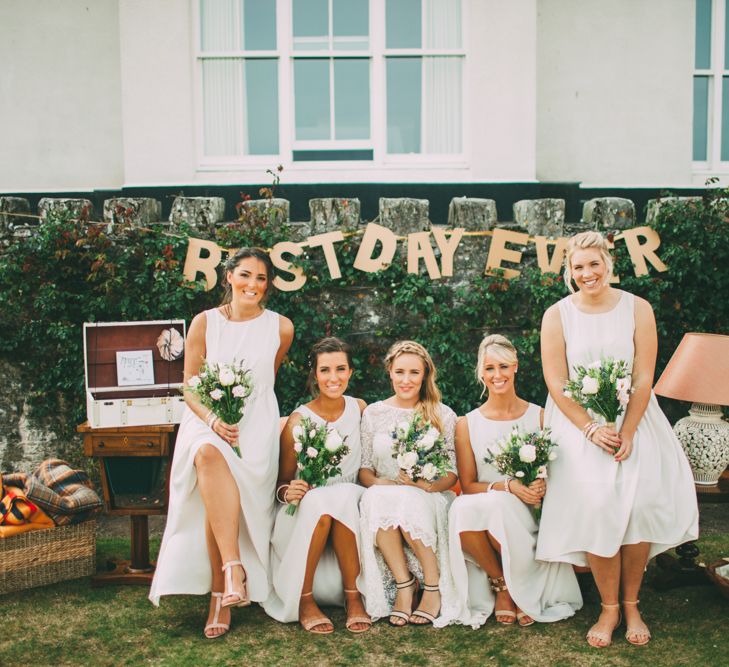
(2, 458, 102, 525)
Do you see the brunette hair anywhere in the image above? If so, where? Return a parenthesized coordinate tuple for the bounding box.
(220, 247, 275, 305)
(306, 337, 354, 397)
(384, 340, 443, 432)
(563, 231, 614, 293)
(475, 333, 518, 397)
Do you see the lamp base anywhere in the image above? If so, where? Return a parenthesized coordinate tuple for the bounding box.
(674, 403, 729, 486)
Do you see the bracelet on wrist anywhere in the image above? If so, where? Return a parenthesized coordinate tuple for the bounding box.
(504, 478, 512, 494)
(275, 484, 289, 504)
(486, 481, 495, 493)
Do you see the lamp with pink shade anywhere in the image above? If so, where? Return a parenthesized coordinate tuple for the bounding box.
(654, 333, 729, 485)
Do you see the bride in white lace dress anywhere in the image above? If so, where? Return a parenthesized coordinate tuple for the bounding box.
(358, 341, 459, 627)
(263, 338, 371, 635)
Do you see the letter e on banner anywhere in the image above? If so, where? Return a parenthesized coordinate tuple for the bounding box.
(407, 231, 441, 279)
(183, 238, 222, 291)
(485, 229, 529, 279)
(620, 226, 668, 276)
(353, 223, 397, 272)
(271, 241, 306, 292)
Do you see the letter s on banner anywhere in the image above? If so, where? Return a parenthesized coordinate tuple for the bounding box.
(271, 241, 307, 292)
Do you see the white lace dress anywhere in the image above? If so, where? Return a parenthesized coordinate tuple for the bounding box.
(263, 396, 365, 623)
(448, 404, 582, 628)
(357, 401, 459, 627)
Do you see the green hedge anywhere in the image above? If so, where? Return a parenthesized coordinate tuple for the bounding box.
(1, 190, 727, 450)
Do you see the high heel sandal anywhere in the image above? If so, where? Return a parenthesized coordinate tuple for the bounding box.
(221, 560, 250, 608)
(388, 574, 419, 627)
(623, 600, 651, 646)
(203, 592, 230, 639)
(586, 602, 622, 648)
(299, 591, 334, 635)
(489, 576, 516, 625)
(409, 583, 441, 626)
(343, 589, 372, 634)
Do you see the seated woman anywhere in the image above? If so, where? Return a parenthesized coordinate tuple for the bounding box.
(358, 341, 459, 627)
(263, 337, 371, 634)
(448, 334, 582, 628)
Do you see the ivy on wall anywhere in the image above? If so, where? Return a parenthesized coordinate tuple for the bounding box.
(0, 189, 727, 451)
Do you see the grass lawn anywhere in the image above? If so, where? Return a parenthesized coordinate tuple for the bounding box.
(2, 533, 728, 667)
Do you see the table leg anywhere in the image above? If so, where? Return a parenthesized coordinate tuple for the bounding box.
(92, 515, 156, 586)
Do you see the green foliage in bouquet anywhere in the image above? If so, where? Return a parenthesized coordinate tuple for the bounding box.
(563, 358, 633, 425)
(391, 411, 452, 481)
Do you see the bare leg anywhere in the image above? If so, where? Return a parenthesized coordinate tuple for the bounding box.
(299, 514, 334, 633)
(586, 552, 621, 647)
(621, 542, 651, 645)
(376, 527, 417, 626)
(331, 520, 370, 631)
(401, 530, 440, 624)
(203, 518, 230, 637)
(195, 444, 245, 607)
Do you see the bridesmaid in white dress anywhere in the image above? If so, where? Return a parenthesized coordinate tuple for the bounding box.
(537, 231, 698, 648)
(449, 334, 582, 629)
(358, 341, 459, 627)
(149, 248, 294, 639)
(263, 337, 371, 634)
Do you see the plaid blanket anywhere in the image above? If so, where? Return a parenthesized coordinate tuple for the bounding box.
(2, 459, 102, 525)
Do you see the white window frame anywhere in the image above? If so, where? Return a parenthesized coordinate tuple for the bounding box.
(193, 0, 468, 173)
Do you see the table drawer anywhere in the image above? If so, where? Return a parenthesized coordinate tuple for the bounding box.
(89, 434, 167, 456)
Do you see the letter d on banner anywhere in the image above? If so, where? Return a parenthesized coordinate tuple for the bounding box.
(353, 223, 397, 272)
(183, 238, 222, 290)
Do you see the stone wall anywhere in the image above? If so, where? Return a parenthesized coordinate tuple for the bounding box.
(0, 193, 674, 471)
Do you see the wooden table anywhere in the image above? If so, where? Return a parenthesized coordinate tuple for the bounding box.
(78, 422, 175, 586)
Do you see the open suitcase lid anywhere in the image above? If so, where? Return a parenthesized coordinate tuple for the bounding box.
(83, 320, 187, 394)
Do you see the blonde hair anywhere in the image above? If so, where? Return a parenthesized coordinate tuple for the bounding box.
(563, 231, 614, 293)
(475, 334, 518, 397)
(384, 341, 443, 432)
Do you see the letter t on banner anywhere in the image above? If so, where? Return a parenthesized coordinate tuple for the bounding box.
(307, 231, 345, 279)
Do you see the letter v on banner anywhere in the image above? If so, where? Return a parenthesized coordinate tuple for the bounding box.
(534, 236, 568, 274)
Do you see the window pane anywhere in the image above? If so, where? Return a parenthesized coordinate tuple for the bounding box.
(387, 57, 421, 153)
(721, 76, 729, 160)
(693, 76, 710, 160)
(334, 59, 370, 139)
(202, 60, 243, 155)
(295, 59, 331, 140)
(695, 0, 712, 69)
(423, 57, 461, 153)
(424, 0, 461, 48)
(386, 0, 421, 48)
(242, 0, 276, 50)
(246, 59, 279, 153)
(200, 0, 236, 51)
(333, 0, 369, 50)
(293, 0, 329, 50)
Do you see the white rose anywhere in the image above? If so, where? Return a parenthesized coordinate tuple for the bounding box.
(616, 377, 632, 392)
(306, 446, 318, 458)
(417, 428, 439, 452)
(396, 421, 410, 435)
(397, 451, 418, 469)
(296, 462, 304, 471)
(232, 384, 247, 398)
(292, 425, 304, 440)
(188, 375, 201, 388)
(324, 429, 343, 452)
(548, 451, 558, 461)
(309, 429, 317, 439)
(421, 463, 438, 481)
(536, 465, 548, 479)
(293, 440, 302, 453)
(219, 367, 235, 386)
(209, 388, 224, 401)
(581, 376, 599, 395)
(518, 444, 537, 463)
(515, 470, 525, 478)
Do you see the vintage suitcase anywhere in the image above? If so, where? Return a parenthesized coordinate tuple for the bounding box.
(83, 320, 187, 428)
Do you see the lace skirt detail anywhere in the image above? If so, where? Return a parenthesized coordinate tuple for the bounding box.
(357, 485, 459, 626)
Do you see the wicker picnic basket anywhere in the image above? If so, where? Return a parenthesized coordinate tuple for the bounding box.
(0, 520, 96, 595)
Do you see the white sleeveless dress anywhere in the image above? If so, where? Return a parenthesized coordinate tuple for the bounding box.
(357, 401, 459, 626)
(150, 308, 281, 606)
(447, 403, 582, 628)
(263, 396, 365, 623)
(536, 291, 699, 566)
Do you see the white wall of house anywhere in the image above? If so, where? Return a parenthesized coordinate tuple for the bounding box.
(536, 0, 694, 186)
(0, 0, 123, 192)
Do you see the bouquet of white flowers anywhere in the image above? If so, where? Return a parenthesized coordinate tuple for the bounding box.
(391, 412, 451, 483)
(484, 427, 558, 520)
(185, 359, 254, 457)
(287, 416, 350, 515)
(563, 358, 634, 433)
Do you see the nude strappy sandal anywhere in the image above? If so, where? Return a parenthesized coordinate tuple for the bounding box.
(221, 560, 250, 608)
(409, 583, 441, 626)
(343, 589, 372, 633)
(299, 591, 334, 635)
(586, 602, 622, 648)
(623, 600, 651, 646)
(489, 576, 516, 625)
(388, 574, 419, 627)
(203, 592, 230, 639)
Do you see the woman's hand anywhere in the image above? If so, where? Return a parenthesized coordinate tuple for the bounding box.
(589, 425, 621, 454)
(614, 432, 634, 462)
(510, 479, 543, 506)
(396, 471, 419, 487)
(284, 479, 310, 503)
(528, 479, 546, 499)
(212, 418, 239, 446)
